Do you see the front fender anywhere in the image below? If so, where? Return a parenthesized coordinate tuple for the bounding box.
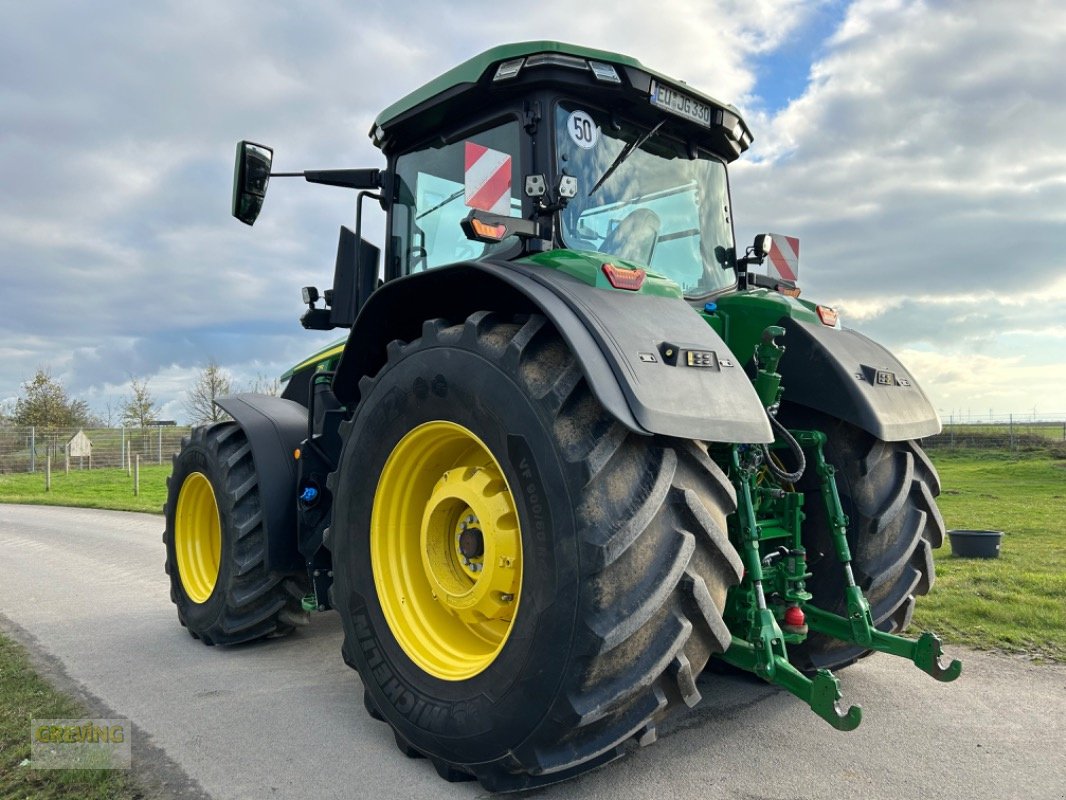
(332, 260, 773, 444)
(214, 394, 306, 574)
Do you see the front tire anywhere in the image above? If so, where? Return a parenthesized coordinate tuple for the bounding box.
(163, 423, 308, 645)
(328, 312, 742, 791)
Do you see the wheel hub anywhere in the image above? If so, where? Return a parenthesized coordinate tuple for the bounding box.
(458, 524, 484, 560)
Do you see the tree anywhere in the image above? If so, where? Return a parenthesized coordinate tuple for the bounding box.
(98, 396, 121, 428)
(183, 362, 232, 424)
(13, 369, 92, 429)
(247, 372, 280, 397)
(122, 376, 159, 428)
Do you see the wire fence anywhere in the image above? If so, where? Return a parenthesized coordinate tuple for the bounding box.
(1, 411, 1062, 474)
(922, 412, 1066, 453)
(0, 425, 192, 474)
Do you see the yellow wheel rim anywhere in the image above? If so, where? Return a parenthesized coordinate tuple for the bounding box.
(174, 472, 222, 604)
(372, 421, 523, 681)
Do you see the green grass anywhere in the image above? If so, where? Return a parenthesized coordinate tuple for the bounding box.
(0, 632, 141, 799)
(914, 450, 1066, 661)
(0, 466, 168, 514)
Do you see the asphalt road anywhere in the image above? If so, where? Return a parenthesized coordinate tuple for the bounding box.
(1, 504, 1064, 800)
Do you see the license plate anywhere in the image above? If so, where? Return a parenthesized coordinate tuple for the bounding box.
(649, 81, 713, 128)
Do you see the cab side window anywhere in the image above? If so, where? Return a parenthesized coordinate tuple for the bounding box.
(392, 120, 522, 274)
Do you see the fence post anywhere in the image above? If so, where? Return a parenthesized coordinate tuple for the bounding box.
(29, 426, 35, 473)
(65, 444, 70, 475)
(45, 452, 51, 491)
(121, 427, 126, 474)
(134, 454, 140, 497)
(158, 425, 163, 465)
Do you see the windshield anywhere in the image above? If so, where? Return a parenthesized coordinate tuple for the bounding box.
(554, 102, 736, 297)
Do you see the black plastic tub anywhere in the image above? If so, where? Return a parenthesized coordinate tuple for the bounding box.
(948, 529, 1003, 558)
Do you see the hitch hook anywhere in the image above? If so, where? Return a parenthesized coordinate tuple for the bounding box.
(809, 669, 863, 732)
(913, 632, 963, 682)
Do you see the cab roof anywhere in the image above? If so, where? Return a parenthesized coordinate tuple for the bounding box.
(370, 40, 752, 160)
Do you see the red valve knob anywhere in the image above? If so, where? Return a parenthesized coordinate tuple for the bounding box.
(784, 606, 805, 627)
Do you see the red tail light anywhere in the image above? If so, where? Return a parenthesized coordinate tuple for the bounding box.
(601, 262, 645, 291)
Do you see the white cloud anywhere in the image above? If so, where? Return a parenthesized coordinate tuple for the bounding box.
(733, 0, 1066, 414)
(1, 0, 1063, 423)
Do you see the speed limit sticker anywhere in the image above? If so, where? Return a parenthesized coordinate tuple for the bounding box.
(567, 110, 599, 149)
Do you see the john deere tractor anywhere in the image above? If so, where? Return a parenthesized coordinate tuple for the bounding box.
(164, 41, 960, 791)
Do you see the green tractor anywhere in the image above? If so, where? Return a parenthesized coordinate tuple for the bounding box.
(164, 41, 960, 791)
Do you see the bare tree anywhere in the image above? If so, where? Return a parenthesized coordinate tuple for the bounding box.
(122, 376, 159, 428)
(184, 362, 233, 424)
(99, 396, 120, 428)
(247, 372, 281, 397)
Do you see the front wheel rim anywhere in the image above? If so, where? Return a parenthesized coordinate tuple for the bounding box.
(371, 421, 523, 681)
(174, 471, 222, 604)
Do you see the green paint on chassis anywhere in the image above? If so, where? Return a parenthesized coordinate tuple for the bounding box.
(177, 40, 959, 791)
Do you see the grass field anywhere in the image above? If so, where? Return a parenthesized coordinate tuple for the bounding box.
(913, 450, 1066, 661)
(0, 465, 168, 514)
(0, 633, 140, 799)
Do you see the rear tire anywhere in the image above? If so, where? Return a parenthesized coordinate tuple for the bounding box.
(328, 312, 742, 791)
(780, 406, 945, 671)
(164, 423, 308, 645)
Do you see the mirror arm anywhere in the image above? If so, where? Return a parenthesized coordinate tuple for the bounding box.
(268, 169, 383, 190)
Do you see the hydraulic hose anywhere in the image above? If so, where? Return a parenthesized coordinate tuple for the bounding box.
(762, 412, 806, 484)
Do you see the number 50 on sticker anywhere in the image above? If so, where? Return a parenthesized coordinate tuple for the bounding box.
(567, 110, 599, 149)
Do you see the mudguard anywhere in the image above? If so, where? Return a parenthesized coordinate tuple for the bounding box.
(332, 260, 773, 444)
(777, 317, 941, 441)
(214, 394, 307, 573)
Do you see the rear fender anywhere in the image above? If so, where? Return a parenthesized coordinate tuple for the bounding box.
(777, 318, 941, 441)
(214, 394, 306, 574)
(332, 261, 773, 444)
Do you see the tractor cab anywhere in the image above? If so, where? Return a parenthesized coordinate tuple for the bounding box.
(377, 42, 752, 301)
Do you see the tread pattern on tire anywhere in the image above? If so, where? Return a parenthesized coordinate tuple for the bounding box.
(164, 423, 308, 646)
(334, 312, 743, 791)
(781, 408, 945, 671)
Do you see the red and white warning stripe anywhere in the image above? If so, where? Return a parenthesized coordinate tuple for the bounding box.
(766, 234, 800, 282)
(464, 142, 512, 215)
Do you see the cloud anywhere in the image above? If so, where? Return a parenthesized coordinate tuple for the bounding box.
(1, 0, 1062, 424)
(732, 0, 1066, 412)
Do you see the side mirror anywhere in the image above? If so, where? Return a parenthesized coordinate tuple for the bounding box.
(232, 141, 273, 226)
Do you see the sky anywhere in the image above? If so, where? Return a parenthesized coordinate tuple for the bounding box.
(2, 0, 1064, 425)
